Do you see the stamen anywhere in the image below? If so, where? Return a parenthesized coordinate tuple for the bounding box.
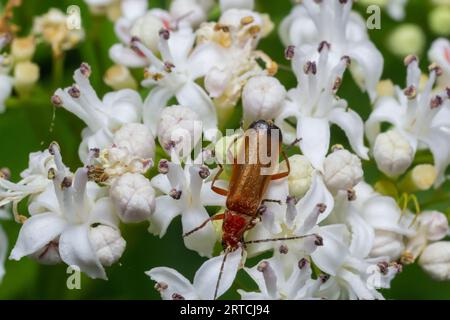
(61, 177, 73, 189)
(447, 87, 450, 99)
(347, 188, 356, 201)
(164, 61, 175, 73)
(332, 77, 342, 92)
(198, 166, 210, 179)
(240, 16, 254, 26)
(214, 23, 229, 33)
(316, 203, 327, 214)
(169, 188, 182, 200)
(159, 28, 170, 40)
(257, 204, 267, 215)
(377, 261, 389, 275)
(318, 41, 330, 53)
(68, 85, 80, 98)
(285, 45, 295, 60)
(279, 244, 289, 254)
(341, 55, 351, 67)
(47, 168, 56, 180)
(331, 144, 344, 152)
(158, 159, 169, 174)
(79, 63, 91, 77)
(154, 282, 168, 292)
(404, 54, 418, 66)
(0, 167, 11, 180)
(48, 141, 60, 155)
(298, 258, 309, 270)
(428, 63, 443, 76)
(51, 95, 62, 107)
(171, 293, 185, 300)
(404, 85, 417, 100)
(319, 273, 330, 283)
(89, 148, 100, 158)
(339, 0, 348, 4)
(248, 25, 261, 36)
(430, 95, 443, 109)
(303, 61, 317, 75)
(257, 261, 268, 272)
(314, 234, 324, 246)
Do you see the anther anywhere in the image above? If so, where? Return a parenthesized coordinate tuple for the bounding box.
(61, 176, 73, 189)
(303, 61, 317, 75)
(154, 282, 168, 292)
(279, 245, 289, 254)
(446, 87, 450, 99)
(341, 55, 351, 67)
(164, 61, 175, 73)
(428, 63, 443, 76)
(198, 166, 210, 179)
(347, 188, 356, 201)
(90, 148, 100, 158)
(319, 273, 330, 283)
(47, 168, 56, 180)
(240, 16, 254, 26)
(257, 205, 267, 215)
(314, 234, 324, 246)
(404, 54, 418, 66)
(298, 258, 309, 270)
(159, 28, 170, 40)
(430, 95, 443, 109)
(68, 85, 80, 98)
(0, 167, 11, 180)
(171, 293, 185, 300)
(331, 144, 344, 152)
(404, 85, 417, 100)
(48, 141, 59, 155)
(333, 77, 342, 92)
(51, 95, 62, 107)
(377, 261, 389, 275)
(248, 25, 261, 36)
(169, 188, 182, 200)
(80, 63, 91, 77)
(318, 41, 330, 52)
(316, 203, 327, 214)
(257, 261, 269, 272)
(158, 159, 169, 174)
(285, 45, 295, 60)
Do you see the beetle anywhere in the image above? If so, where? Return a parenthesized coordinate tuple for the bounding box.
(184, 119, 314, 299)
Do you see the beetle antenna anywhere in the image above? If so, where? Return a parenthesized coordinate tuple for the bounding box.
(183, 213, 225, 238)
(244, 233, 320, 245)
(214, 248, 230, 300)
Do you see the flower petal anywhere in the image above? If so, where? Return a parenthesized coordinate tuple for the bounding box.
(193, 247, 243, 300)
(188, 43, 227, 80)
(143, 86, 174, 136)
(0, 75, 13, 113)
(89, 197, 119, 228)
(9, 212, 66, 260)
(182, 205, 217, 257)
(148, 195, 182, 237)
(0, 224, 7, 282)
(59, 224, 107, 280)
(146, 267, 198, 300)
(328, 108, 369, 159)
(109, 44, 149, 68)
(298, 116, 330, 170)
(421, 128, 450, 187)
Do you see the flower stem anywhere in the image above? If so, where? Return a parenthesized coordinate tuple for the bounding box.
(52, 52, 65, 88)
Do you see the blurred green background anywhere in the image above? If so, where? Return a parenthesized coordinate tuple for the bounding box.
(0, 0, 449, 299)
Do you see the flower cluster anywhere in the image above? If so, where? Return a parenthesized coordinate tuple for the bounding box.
(0, 0, 449, 300)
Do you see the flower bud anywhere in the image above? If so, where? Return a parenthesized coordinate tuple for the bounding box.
(429, 6, 450, 36)
(214, 134, 243, 165)
(417, 211, 449, 241)
(111, 173, 156, 223)
(220, 0, 254, 11)
(90, 225, 126, 267)
(104, 64, 137, 90)
(205, 67, 230, 98)
(113, 123, 155, 160)
(419, 241, 450, 281)
(376, 79, 395, 97)
(13, 61, 39, 96)
(373, 130, 414, 177)
(242, 76, 286, 123)
(400, 164, 437, 192)
(170, 0, 207, 27)
(323, 149, 363, 193)
(370, 230, 405, 260)
(284, 155, 313, 198)
(157, 105, 200, 156)
(29, 240, 61, 265)
(387, 24, 426, 57)
(11, 36, 36, 62)
(219, 9, 262, 32)
(130, 12, 164, 53)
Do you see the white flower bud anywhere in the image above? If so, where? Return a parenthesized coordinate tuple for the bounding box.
(370, 230, 405, 260)
(409, 164, 437, 191)
(130, 12, 164, 53)
(170, 0, 207, 27)
(242, 76, 286, 123)
(110, 173, 156, 223)
(90, 225, 126, 267)
(285, 155, 314, 198)
(419, 241, 450, 281)
(323, 149, 363, 193)
(205, 67, 230, 98)
(219, 9, 262, 31)
(13, 61, 39, 96)
(373, 130, 414, 177)
(429, 6, 450, 36)
(104, 64, 137, 90)
(417, 211, 449, 242)
(376, 79, 395, 97)
(113, 123, 155, 160)
(11, 36, 36, 62)
(157, 105, 200, 156)
(387, 24, 426, 57)
(30, 240, 61, 265)
(220, 0, 254, 11)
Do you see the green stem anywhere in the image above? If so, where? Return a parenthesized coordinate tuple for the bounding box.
(52, 52, 65, 87)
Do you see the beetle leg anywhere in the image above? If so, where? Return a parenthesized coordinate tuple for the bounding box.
(183, 213, 225, 237)
(271, 150, 290, 180)
(211, 163, 229, 196)
(261, 199, 282, 205)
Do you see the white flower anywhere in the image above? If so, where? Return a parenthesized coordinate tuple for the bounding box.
(242, 76, 286, 123)
(279, 0, 383, 101)
(53, 63, 143, 163)
(0, 208, 9, 283)
(373, 129, 414, 177)
(132, 28, 225, 140)
(113, 123, 155, 160)
(285, 155, 314, 198)
(416, 211, 449, 242)
(9, 145, 121, 279)
(428, 38, 450, 89)
(419, 241, 450, 281)
(365, 56, 450, 186)
(90, 224, 126, 267)
(110, 172, 155, 223)
(11, 36, 36, 62)
(275, 43, 369, 170)
(150, 159, 226, 257)
(220, 0, 254, 12)
(104, 64, 138, 91)
(13, 61, 40, 96)
(157, 105, 201, 157)
(147, 248, 243, 300)
(170, 0, 209, 27)
(238, 256, 320, 300)
(0, 74, 13, 113)
(387, 24, 426, 57)
(323, 149, 363, 193)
